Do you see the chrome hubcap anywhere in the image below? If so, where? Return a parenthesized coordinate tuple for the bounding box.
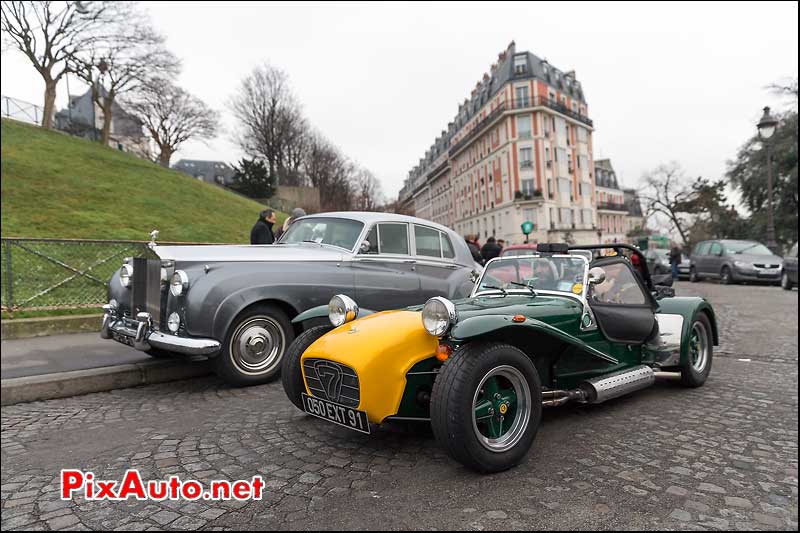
(472, 365, 531, 452)
(230, 317, 285, 375)
(689, 321, 709, 373)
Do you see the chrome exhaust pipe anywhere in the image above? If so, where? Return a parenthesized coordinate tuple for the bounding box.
(579, 365, 655, 404)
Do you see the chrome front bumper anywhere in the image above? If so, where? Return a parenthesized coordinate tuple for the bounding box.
(100, 305, 221, 356)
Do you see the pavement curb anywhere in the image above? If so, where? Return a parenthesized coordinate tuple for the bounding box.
(0, 359, 213, 406)
(1, 314, 102, 340)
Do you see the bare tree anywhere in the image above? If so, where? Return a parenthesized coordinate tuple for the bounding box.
(303, 131, 355, 211)
(353, 168, 383, 211)
(638, 162, 695, 247)
(229, 63, 306, 186)
(126, 78, 219, 167)
(1, 0, 112, 128)
(70, 4, 179, 145)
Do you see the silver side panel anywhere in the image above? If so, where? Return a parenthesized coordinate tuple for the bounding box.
(643, 313, 684, 368)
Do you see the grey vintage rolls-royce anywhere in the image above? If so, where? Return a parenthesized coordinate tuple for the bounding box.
(101, 212, 481, 385)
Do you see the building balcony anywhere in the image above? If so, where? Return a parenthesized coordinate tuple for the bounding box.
(519, 159, 533, 169)
(596, 201, 628, 213)
(509, 96, 593, 128)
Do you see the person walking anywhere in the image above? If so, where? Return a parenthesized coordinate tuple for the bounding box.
(669, 244, 682, 280)
(274, 207, 307, 241)
(465, 235, 483, 265)
(481, 237, 502, 263)
(250, 209, 277, 245)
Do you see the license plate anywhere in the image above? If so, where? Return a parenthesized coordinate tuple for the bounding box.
(112, 331, 135, 347)
(301, 393, 370, 434)
(760, 269, 779, 275)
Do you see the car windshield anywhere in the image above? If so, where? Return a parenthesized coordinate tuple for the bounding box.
(501, 248, 537, 257)
(725, 242, 773, 256)
(477, 255, 588, 295)
(279, 217, 364, 251)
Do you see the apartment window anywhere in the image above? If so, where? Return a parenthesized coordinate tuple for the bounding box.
(515, 85, 530, 107)
(580, 182, 592, 197)
(555, 117, 567, 139)
(519, 147, 533, 168)
(578, 155, 589, 170)
(513, 54, 527, 74)
(555, 148, 567, 164)
(548, 91, 555, 103)
(521, 178, 535, 196)
(558, 178, 572, 195)
(517, 115, 532, 139)
(559, 208, 573, 225)
(523, 208, 536, 226)
(577, 127, 588, 143)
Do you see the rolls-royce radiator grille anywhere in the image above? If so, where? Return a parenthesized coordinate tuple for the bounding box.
(131, 257, 162, 329)
(303, 359, 360, 408)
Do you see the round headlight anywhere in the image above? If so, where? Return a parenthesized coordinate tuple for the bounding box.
(167, 312, 181, 333)
(170, 270, 189, 297)
(422, 297, 457, 337)
(328, 294, 359, 327)
(119, 264, 133, 288)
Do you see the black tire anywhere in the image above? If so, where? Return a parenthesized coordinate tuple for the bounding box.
(281, 325, 333, 410)
(720, 266, 733, 285)
(214, 303, 295, 386)
(689, 267, 701, 283)
(430, 342, 542, 474)
(781, 272, 793, 290)
(145, 347, 173, 359)
(680, 313, 714, 387)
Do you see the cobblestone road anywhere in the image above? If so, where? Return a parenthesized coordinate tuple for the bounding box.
(2, 282, 797, 530)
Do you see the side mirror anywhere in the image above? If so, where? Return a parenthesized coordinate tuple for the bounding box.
(469, 270, 480, 284)
(588, 266, 606, 286)
(359, 240, 371, 254)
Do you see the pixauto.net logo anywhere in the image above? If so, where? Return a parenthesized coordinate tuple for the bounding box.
(61, 469, 265, 502)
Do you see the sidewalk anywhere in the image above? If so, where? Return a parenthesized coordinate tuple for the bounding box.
(1, 332, 151, 379)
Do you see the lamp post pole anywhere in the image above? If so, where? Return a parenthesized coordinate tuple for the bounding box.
(756, 106, 779, 254)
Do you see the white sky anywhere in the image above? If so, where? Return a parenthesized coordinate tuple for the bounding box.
(2, 1, 797, 201)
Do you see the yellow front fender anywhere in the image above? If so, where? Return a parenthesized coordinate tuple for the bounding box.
(301, 310, 438, 423)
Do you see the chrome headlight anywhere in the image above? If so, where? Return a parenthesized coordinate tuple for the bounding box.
(422, 297, 457, 337)
(167, 312, 181, 333)
(734, 261, 751, 269)
(328, 294, 359, 327)
(170, 270, 189, 297)
(119, 264, 133, 288)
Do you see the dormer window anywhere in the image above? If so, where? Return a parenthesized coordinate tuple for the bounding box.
(513, 54, 527, 74)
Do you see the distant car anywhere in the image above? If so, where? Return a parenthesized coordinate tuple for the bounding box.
(689, 239, 783, 285)
(500, 243, 539, 257)
(643, 248, 689, 279)
(643, 248, 671, 276)
(100, 212, 481, 385)
(782, 242, 798, 290)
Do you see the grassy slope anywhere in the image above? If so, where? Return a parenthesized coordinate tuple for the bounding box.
(1, 118, 285, 242)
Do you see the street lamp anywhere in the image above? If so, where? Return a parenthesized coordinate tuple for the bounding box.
(757, 106, 779, 253)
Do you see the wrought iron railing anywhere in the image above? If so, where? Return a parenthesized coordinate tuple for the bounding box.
(1, 95, 44, 126)
(0, 238, 222, 312)
(596, 202, 628, 212)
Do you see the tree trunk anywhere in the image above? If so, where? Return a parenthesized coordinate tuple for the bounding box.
(158, 147, 173, 168)
(41, 80, 57, 129)
(100, 97, 114, 146)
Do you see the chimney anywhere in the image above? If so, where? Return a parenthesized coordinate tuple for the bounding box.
(490, 62, 497, 73)
(483, 73, 490, 82)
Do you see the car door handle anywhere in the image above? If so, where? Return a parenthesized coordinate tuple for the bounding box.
(402, 259, 416, 264)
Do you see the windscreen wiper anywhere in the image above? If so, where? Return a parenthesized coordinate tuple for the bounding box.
(481, 284, 508, 296)
(506, 280, 538, 296)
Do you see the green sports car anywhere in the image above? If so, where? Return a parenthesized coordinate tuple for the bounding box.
(283, 243, 718, 473)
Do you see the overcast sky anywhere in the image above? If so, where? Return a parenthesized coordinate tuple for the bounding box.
(2, 1, 797, 201)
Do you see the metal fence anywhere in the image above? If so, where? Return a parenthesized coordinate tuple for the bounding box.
(1, 95, 44, 126)
(0, 238, 216, 312)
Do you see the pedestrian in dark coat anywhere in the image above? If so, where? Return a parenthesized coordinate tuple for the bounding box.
(465, 235, 484, 265)
(669, 245, 682, 279)
(274, 207, 307, 241)
(250, 209, 277, 244)
(481, 237, 502, 263)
